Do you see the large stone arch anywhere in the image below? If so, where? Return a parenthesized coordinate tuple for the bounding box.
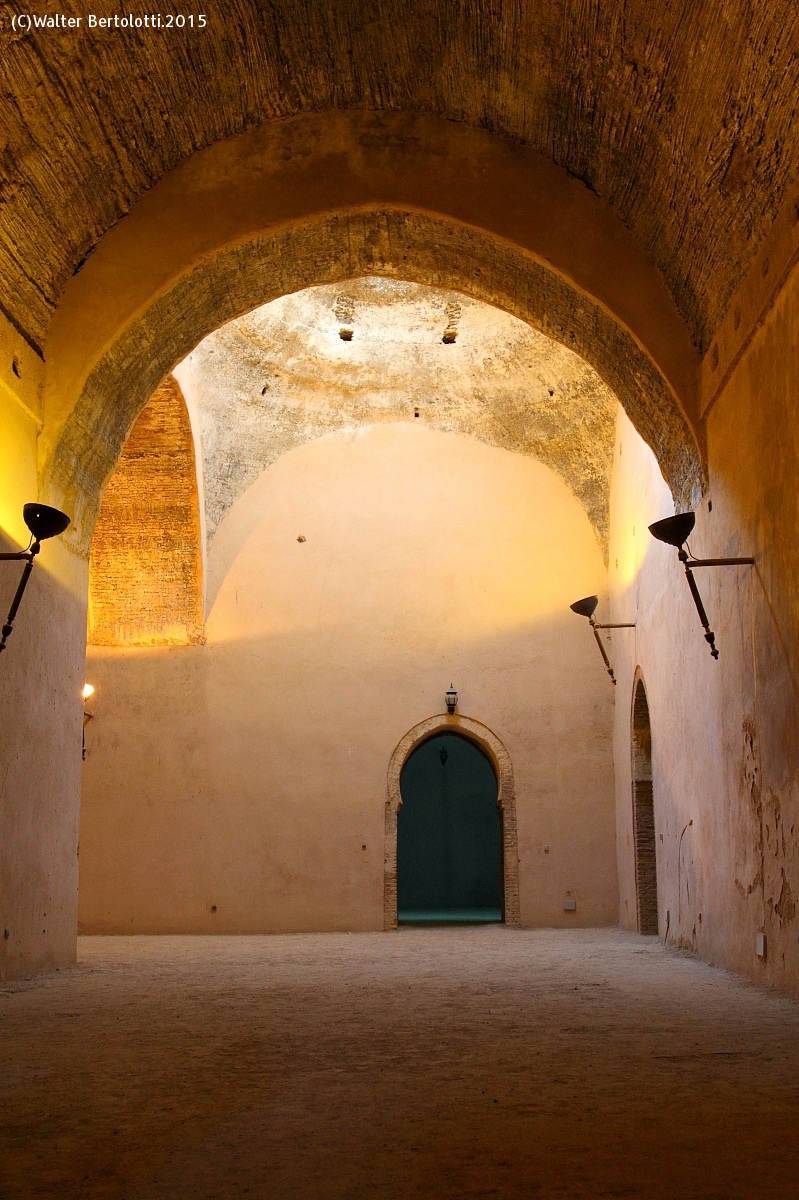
(38, 113, 704, 552)
(384, 714, 520, 931)
(44, 210, 704, 551)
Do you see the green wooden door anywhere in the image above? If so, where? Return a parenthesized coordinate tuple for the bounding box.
(397, 733, 502, 923)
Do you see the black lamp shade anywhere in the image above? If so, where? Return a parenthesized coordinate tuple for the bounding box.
(23, 503, 71, 542)
(570, 595, 599, 619)
(648, 511, 695, 548)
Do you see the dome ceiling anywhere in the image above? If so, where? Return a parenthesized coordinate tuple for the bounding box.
(2, 0, 799, 354)
(174, 278, 617, 549)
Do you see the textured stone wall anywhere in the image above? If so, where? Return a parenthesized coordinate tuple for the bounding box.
(610, 322, 799, 994)
(46, 209, 703, 552)
(1, 3, 798, 354)
(88, 376, 203, 646)
(176, 278, 617, 555)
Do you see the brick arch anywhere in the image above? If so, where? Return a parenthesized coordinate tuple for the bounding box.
(384, 714, 520, 930)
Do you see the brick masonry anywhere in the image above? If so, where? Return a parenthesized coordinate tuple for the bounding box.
(632, 677, 658, 935)
(88, 376, 204, 646)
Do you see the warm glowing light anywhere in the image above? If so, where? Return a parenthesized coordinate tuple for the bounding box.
(206, 427, 607, 643)
(83, 683, 95, 700)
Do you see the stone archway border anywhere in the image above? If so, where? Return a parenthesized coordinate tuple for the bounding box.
(384, 713, 520, 930)
(45, 207, 704, 552)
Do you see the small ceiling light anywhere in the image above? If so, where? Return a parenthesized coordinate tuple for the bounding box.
(0, 503, 71, 658)
(83, 683, 95, 700)
(570, 595, 635, 685)
(648, 511, 754, 659)
(445, 685, 458, 714)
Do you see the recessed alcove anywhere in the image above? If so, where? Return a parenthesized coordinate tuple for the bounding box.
(79, 279, 618, 935)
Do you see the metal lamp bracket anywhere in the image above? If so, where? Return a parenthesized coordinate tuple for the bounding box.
(647, 513, 754, 659)
(678, 549, 755, 659)
(569, 596, 635, 685)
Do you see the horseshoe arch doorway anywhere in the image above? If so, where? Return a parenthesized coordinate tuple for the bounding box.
(385, 715, 520, 928)
(398, 732, 502, 923)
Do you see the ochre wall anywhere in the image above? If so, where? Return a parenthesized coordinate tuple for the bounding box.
(609, 261, 799, 994)
(79, 424, 618, 933)
(0, 314, 83, 981)
(702, 258, 799, 988)
(88, 377, 203, 647)
(608, 409, 717, 948)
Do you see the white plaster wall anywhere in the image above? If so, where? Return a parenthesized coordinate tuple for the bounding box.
(80, 424, 618, 933)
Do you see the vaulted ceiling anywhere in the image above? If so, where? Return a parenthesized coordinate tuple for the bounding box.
(1, 0, 798, 356)
(174, 278, 617, 547)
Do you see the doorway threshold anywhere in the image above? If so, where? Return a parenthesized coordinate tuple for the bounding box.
(398, 908, 503, 925)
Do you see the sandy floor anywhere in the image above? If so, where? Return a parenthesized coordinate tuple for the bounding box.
(2, 928, 799, 1199)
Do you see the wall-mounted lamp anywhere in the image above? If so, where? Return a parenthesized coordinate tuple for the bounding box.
(0, 503, 71, 657)
(648, 512, 754, 659)
(82, 683, 95, 760)
(569, 595, 636, 685)
(445, 685, 458, 714)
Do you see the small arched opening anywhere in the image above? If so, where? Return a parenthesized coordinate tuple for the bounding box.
(385, 715, 520, 930)
(631, 674, 659, 934)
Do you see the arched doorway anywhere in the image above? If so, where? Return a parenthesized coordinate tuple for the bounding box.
(631, 675, 659, 934)
(385, 714, 520, 929)
(397, 733, 502, 924)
